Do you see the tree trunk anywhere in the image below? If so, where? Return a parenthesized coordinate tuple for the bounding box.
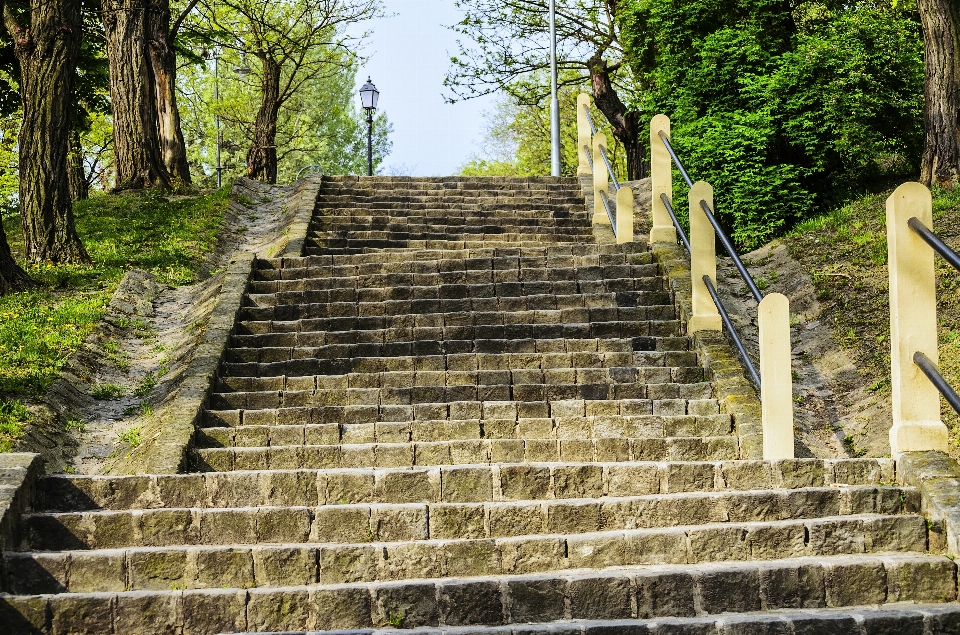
(918, 0, 960, 186)
(588, 54, 644, 181)
(102, 0, 171, 189)
(246, 57, 281, 183)
(148, 0, 191, 186)
(0, 219, 32, 294)
(68, 130, 88, 200)
(4, 1, 90, 264)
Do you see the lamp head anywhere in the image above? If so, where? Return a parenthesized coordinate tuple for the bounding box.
(359, 77, 379, 110)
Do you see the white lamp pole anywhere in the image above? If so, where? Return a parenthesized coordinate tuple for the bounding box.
(549, 0, 560, 177)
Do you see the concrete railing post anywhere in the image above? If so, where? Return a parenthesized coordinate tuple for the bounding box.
(649, 114, 676, 245)
(616, 186, 634, 244)
(758, 293, 794, 460)
(886, 182, 949, 455)
(593, 133, 609, 226)
(577, 94, 592, 176)
(688, 181, 721, 333)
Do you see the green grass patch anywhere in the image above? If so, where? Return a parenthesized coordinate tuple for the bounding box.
(785, 183, 960, 455)
(0, 187, 230, 451)
(0, 399, 31, 452)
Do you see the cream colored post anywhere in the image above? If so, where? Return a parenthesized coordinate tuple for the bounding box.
(593, 133, 609, 225)
(688, 181, 721, 333)
(616, 186, 634, 244)
(758, 293, 794, 460)
(886, 182, 948, 455)
(577, 94, 592, 176)
(649, 114, 676, 245)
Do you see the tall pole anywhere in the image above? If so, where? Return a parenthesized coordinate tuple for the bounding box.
(549, 0, 560, 177)
(214, 51, 222, 188)
(366, 111, 373, 176)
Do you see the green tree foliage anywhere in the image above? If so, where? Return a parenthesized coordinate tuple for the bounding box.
(459, 73, 630, 179)
(177, 49, 391, 184)
(618, 1, 924, 249)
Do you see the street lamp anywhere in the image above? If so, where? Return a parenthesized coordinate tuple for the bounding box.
(549, 0, 560, 177)
(359, 77, 379, 177)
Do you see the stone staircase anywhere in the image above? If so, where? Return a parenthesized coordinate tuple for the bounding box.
(2, 175, 959, 634)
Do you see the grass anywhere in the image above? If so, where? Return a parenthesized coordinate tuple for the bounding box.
(0, 187, 230, 452)
(785, 183, 960, 455)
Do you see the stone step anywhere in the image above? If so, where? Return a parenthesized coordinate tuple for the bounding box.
(248, 267, 661, 293)
(302, 243, 595, 256)
(8, 511, 928, 592)
(216, 604, 960, 635)
(32, 458, 900, 512)
(195, 413, 733, 448)
(308, 216, 589, 227)
(0, 555, 952, 633)
(238, 293, 676, 320)
(8, 486, 926, 552)
(242, 283, 664, 308)
(202, 392, 718, 427)
(214, 370, 710, 394)
(219, 341, 694, 377)
(192, 436, 742, 471)
(257, 244, 651, 272)
(219, 350, 697, 374)
(253, 252, 656, 280)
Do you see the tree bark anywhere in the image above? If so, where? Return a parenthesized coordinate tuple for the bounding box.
(4, 1, 90, 263)
(148, 0, 191, 185)
(246, 57, 281, 183)
(0, 219, 32, 294)
(918, 0, 960, 186)
(589, 53, 644, 180)
(102, 0, 171, 189)
(68, 130, 88, 200)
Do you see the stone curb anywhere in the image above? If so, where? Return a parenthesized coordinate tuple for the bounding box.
(280, 175, 324, 258)
(0, 453, 43, 590)
(103, 177, 323, 475)
(650, 241, 764, 460)
(897, 451, 960, 555)
(106, 252, 256, 476)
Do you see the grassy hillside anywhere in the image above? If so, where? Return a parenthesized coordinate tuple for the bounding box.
(0, 189, 229, 451)
(784, 185, 960, 455)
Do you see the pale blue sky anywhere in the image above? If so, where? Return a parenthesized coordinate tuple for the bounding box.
(353, 0, 498, 176)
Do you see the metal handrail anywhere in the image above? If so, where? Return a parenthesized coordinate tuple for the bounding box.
(909, 217, 960, 273)
(599, 190, 618, 238)
(703, 275, 761, 390)
(698, 200, 763, 303)
(295, 164, 324, 180)
(583, 105, 598, 135)
(660, 193, 691, 252)
(914, 351, 960, 416)
(583, 145, 594, 172)
(598, 145, 620, 192)
(658, 131, 694, 188)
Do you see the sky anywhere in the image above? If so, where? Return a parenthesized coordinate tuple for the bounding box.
(352, 0, 498, 176)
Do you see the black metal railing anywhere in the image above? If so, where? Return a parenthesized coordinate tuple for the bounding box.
(656, 127, 763, 389)
(907, 218, 960, 416)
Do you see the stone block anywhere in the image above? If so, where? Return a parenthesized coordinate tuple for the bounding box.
(372, 504, 428, 542)
(758, 562, 824, 609)
(247, 588, 311, 632)
(568, 574, 632, 620)
(252, 546, 317, 586)
(374, 582, 439, 628)
(438, 580, 504, 626)
(429, 503, 486, 539)
(507, 577, 565, 622)
(311, 505, 370, 543)
(441, 539, 500, 577)
(311, 586, 373, 629)
(696, 567, 761, 614)
(319, 544, 378, 584)
(182, 589, 248, 635)
(115, 591, 183, 635)
(257, 506, 311, 543)
(823, 560, 887, 607)
(68, 552, 126, 593)
(441, 467, 493, 502)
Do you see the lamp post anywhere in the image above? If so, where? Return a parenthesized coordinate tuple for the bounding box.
(206, 48, 224, 188)
(359, 77, 379, 177)
(549, 0, 560, 177)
